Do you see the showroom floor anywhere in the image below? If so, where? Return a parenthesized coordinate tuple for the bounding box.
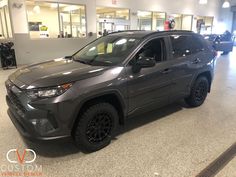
(0, 51, 236, 177)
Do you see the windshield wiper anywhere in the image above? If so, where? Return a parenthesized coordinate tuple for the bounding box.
(73, 58, 91, 65)
(64, 56, 73, 59)
(73, 55, 99, 65)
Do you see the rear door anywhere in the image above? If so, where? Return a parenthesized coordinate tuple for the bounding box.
(168, 34, 206, 99)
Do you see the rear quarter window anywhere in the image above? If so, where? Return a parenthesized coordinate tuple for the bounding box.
(170, 35, 205, 58)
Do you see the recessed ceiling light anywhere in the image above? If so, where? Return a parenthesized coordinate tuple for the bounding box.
(199, 0, 207, 4)
(222, 1, 230, 8)
(33, 5, 40, 14)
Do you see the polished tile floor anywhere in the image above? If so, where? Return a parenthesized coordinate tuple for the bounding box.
(0, 51, 236, 177)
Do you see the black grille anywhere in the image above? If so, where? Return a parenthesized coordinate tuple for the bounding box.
(8, 89, 26, 117)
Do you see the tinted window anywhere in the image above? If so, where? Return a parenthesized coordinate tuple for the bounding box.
(170, 35, 204, 58)
(131, 38, 166, 64)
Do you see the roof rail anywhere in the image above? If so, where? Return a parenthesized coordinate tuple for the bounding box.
(106, 30, 146, 35)
(104, 30, 194, 37)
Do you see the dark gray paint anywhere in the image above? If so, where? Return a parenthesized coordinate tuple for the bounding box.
(5, 30, 215, 141)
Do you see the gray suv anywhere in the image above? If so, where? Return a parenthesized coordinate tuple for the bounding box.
(5, 30, 216, 152)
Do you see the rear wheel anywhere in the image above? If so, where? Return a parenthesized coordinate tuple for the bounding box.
(73, 102, 118, 152)
(185, 76, 209, 107)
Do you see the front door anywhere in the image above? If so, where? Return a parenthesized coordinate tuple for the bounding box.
(125, 37, 173, 115)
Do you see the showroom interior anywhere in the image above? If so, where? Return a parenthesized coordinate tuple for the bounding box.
(1, 0, 236, 176)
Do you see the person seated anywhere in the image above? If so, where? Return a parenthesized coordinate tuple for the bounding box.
(221, 30, 232, 41)
(139, 48, 154, 59)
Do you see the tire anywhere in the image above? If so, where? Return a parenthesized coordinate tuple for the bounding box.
(185, 76, 209, 107)
(73, 102, 118, 152)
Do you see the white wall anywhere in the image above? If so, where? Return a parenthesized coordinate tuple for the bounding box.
(10, 0, 221, 35)
(9, 0, 29, 33)
(218, 6, 233, 33)
(8, 0, 224, 65)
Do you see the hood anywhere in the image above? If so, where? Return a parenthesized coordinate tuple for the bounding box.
(9, 58, 107, 89)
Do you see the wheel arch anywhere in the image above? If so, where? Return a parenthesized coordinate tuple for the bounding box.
(71, 91, 126, 135)
(194, 71, 212, 92)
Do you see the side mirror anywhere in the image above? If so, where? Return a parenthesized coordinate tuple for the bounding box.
(132, 56, 155, 73)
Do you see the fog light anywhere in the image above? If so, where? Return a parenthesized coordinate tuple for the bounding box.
(30, 119, 54, 135)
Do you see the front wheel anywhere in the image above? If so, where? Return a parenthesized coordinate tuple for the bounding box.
(73, 102, 118, 152)
(185, 76, 209, 107)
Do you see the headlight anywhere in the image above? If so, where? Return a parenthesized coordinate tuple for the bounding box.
(26, 83, 73, 99)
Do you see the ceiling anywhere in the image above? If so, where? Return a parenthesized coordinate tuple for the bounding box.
(226, 0, 236, 6)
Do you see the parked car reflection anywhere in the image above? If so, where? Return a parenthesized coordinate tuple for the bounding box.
(204, 31, 235, 55)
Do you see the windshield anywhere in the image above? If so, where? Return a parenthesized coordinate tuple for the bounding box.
(73, 36, 140, 66)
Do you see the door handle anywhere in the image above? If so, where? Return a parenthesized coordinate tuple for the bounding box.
(192, 58, 201, 64)
(161, 68, 172, 74)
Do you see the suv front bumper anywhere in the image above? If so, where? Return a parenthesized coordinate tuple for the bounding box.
(5, 81, 73, 142)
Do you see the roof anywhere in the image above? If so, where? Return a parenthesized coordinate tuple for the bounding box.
(107, 30, 195, 39)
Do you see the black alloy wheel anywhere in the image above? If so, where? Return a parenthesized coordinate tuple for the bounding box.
(86, 112, 113, 143)
(73, 102, 118, 152)
(194, 81, 208, 102)
(185, 76, 209, 107)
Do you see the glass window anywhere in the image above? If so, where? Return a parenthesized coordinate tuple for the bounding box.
(0, 17, 3, 38)
(193, 16, 214, 34)
(5, 6, 12, 38)
(170, 35, 204, 58)
(0, 8, 7, 38)
(73, 36, 140, 66)
(182, 15, 193, 30)
(26, 1, 86, 38)
(96, 7, 130, 36)
(169, 14, 182, 30)
(0, 5, 12, 39)
(152, 12, 166, 31)
(137, 11, 152, 30)
(59, 4, 86, 38)
(96, 7, 129, 20)
(204, 16, 214, 34)
(134, 38, 166, 63)
(26, 1, 59, 38)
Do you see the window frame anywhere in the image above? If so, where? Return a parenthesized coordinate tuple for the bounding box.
(96, 6, 130, 20)
(152, 11, 167, 31)
(58, 3, 87, 38)
(181, 14, 193, 31)
(0, 4, 13, 39)
(192, 15, 214, 34)
(25, 1, 87, 39)
(137, 10, 153, 30)
(127, 36, 169, 66)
